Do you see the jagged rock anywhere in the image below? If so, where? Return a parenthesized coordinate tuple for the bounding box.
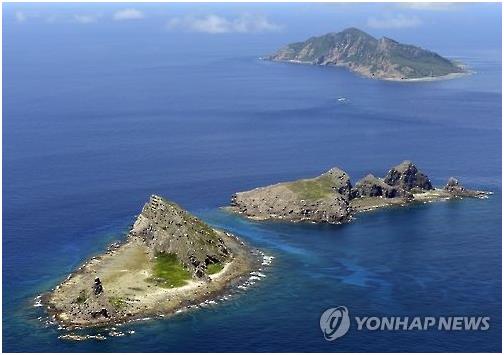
(352, 174, 412, 199)
(205, 255, 220, 265)
(91, 308, 109, 318)
(131, 195, 230, 277)
(93, 278, 103, 296)
(445, 177, 461, 192)
(444, 177, 485, 197)
(384, 161, 433, 192)
(323, 167, 353, 199)
(193, 265, 206, 279)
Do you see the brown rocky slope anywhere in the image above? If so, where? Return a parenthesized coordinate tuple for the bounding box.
(228, 161, 487, 224)
(43, 195, 258, 328)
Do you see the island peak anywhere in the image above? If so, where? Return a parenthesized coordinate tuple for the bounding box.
(384, 160, 433, 192)
(341, 27, 374, 37)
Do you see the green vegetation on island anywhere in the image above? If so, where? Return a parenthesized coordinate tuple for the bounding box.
(207, 262, 224, 275)
(75, 290, 88, 304)
(268, 27, 466, 80)
(287, 173, 338, 200)
(148, 253, 191, 288)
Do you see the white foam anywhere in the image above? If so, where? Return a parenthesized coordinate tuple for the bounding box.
(33, 295, 43, 307)
(250, 271, 266, 278)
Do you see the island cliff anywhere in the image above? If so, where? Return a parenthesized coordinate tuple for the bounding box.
(228, 161, 487, 224)
(230, 167, 353, 224)
(267, 28, 466, 81)
(43, 195, 259, 328)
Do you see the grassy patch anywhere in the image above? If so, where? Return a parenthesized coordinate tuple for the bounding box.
(147, 253, 191, 288)
(287, 175, 335, 201)
(75, 290, 88, 304)
(207, 262, 224, 275)
(109, 296, 126, 309)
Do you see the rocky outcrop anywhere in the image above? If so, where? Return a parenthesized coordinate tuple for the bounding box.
(444, 177, 486, 197)
(384, 161, 433, 192)
(93, 278, 103, 295)
(230, 167, 352, 224)
(132, 195, 230, 279)
(267, 28, 465, 80)
(324, 167, 353, 199)
(351, 174, 412, 199)
(445, 177, 463, 193)
(228, 161, 488, 223)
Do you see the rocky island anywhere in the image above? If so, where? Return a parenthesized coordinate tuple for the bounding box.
(228, 161, 487, 224)
(43, 195, 259, 328)
(267, 28, 466, 81)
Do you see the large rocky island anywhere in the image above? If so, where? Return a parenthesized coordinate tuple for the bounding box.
(43, 195, 259, 329)
(267, 28, 466, 81)
(228, 161, 487, 224)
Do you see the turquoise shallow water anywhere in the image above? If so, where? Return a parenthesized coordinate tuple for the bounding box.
(3, 12, 502, 352)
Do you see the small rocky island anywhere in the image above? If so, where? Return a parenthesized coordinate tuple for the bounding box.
(267, 28, 466, 81)
(228, 161, 487, 224)
(43, 195, 258, 328)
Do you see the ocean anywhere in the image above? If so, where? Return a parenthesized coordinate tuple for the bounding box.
(3, 18, 502, 352)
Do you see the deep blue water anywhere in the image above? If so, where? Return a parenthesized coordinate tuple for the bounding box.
(3, 21, 502, 352)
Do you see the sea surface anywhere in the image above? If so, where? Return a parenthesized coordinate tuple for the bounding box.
(3, 25, 502, 352)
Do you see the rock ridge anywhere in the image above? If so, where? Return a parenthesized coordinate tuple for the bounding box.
(228, 160, 487, 224)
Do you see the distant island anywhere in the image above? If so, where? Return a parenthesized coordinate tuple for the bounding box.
(228, 161, 488, 224)
(43, 195, 262, 329)
(267, 28, 466, 81)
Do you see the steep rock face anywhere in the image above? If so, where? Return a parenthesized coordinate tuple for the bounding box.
(383, 161, 433, 192)
(444, 177, 485, 197)
(268, 28, 464, 80)
(444, 177, 462, 193)
(352, 174, 412, 199)
(230, 167, 353, 224)
(45, 195, 252, 328)
(132, 195, 230, 278)
(323, 167, 353, 199)
(229, 161, 488, 224)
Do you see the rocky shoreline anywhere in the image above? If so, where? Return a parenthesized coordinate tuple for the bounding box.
(381, 70, 470, 82)
(42, 195, 265, 330)
(267, 58, 470, 82)
(228, 161, 488, 224)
